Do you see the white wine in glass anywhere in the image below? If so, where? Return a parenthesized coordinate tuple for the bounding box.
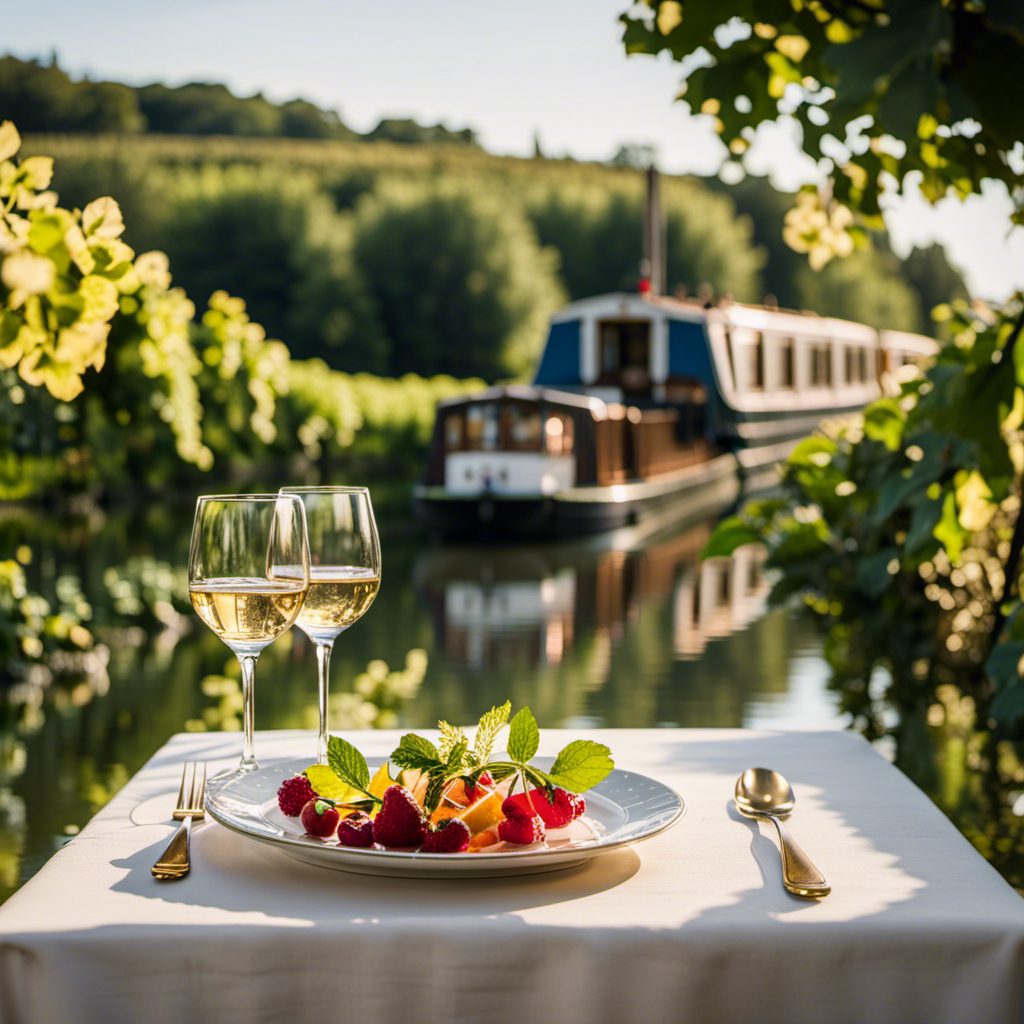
(188, 494, 310, 772)
(279, 487, 380, 763)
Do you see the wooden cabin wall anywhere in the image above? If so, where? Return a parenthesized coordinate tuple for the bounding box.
(630, 410, 711, 479)
(593, 416, 631, 485)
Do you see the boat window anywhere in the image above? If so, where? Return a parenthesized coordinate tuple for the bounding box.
(665, 377, 708, 442)
(444, 412, 464, 450)
(545, 413, 574, 456)
(810, 343, 832, 386)
(859, 347, 870, 382)
(744, 332, 764, 390)
(779, 338, 794, 389)
(845, 346, 856, 383)
(465, 404, 500, 450)
(504, 404, 543, 451)
(598, 320, 651, 396)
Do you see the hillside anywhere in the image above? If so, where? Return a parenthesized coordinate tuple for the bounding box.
(21, 133, 968, 381)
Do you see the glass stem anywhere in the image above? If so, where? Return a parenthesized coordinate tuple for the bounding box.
(237, 654, 259, 772)
(315, 641, 334, 765)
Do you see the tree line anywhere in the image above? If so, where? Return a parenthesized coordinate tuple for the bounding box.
(0, 55, 478, 145)
(28, 133, 968, 388)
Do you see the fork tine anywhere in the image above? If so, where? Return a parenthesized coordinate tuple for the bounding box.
(174, 762, 189, 814)
(193, 762, 207, 816)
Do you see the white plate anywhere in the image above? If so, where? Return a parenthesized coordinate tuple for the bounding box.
(205, 756, 685, 878)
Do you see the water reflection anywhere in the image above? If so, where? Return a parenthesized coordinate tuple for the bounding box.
(415, 522, 771, 674)
(407, 519, 825, 732)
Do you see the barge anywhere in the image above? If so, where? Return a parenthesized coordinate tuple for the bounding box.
(414, 291, 936, 538)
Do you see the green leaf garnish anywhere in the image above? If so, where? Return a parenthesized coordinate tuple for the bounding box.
(438, 720, 468, 760)
(548, 739, 615, 794)
(473, 700, 511, 762)
(390, 732, 442, 772)
(327, 734, 370, 792)
(320, 703, 614, 827)
(507, 706, 539, 763)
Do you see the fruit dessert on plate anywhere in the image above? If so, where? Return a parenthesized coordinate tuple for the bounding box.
(275, 702, 614, 855)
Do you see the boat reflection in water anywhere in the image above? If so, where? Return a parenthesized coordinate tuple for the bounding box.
(414, 514, 771, 680)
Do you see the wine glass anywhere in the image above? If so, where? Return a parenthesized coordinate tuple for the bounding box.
(279, 486, 381, 764)
(188, 494, 310, 773)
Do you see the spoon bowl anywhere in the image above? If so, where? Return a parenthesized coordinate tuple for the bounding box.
(733, 766, 830, 899)
(735, 767, 795, 818)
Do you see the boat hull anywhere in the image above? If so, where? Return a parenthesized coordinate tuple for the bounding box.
(414, 453, 740, 538)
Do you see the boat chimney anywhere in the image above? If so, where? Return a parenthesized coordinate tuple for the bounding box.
(640, 164, 665, 296)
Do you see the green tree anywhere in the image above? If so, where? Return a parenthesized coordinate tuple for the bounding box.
(903, 243, 971, 331)
(155, 166, 385, 369)
(793, 246, 920, 332)
(352, 181, 564, 380)
(0, 56, 143, 134)
(526, 176, 763, 302)
(713, 174, 933, 331)
(365, 118, 479, 148)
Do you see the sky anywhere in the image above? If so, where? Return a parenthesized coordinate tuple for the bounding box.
(6, 0, 1022, 300)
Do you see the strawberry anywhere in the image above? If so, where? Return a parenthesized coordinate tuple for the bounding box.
(498, 814, 546, 845)
(336, 810, 375, 848)
(300, 798, 340, 838)
(277, 775, 315, 817)
(567, 791, 586, 820)
(420, 818, 471, 853)
(371, 785, 428, 847)
(503, 787, 578, 828)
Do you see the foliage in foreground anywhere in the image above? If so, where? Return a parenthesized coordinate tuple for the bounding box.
(622, 0, 1024, 269)
(706, 297, 1024, 731)
(0, 122, 483, 499)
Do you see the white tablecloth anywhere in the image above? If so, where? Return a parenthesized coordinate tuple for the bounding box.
(1, 728, 1023, 1024)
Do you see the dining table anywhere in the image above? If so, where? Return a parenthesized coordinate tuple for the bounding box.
(1, 727, 1023, 1024)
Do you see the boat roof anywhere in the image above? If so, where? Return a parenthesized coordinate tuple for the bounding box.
(550, 291, 935, 348)
(435, 384, 606, 415)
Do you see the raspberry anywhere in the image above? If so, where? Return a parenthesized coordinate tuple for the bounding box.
(420, 818, 471, 853)
(503, 787, 577, 828)
(498, 814, 546, 845)
(300, 799, 340, 838)
(278, 775, 315, 817)
(337, 810, 375, 848)
(466, 771, 495, 802)
(371, 785, 428, 848)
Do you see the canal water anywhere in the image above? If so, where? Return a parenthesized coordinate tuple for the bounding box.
(1, 501, 1019, 901)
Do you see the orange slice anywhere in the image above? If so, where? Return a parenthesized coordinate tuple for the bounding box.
(458, 789, 504, 835)
(468, 826, 501, 852)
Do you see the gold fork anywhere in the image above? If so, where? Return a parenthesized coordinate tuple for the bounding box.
(152, 762, 206, 880)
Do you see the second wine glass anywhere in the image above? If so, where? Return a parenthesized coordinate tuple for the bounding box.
(280, 486, 381, 764)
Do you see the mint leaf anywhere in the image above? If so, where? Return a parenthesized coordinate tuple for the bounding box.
(424, 773, 448, 815)
(548, 740, 614, 793)
(507, 706, 539, 763)
(327, 735, 370, 791)
(445, 738, 468, 773)
(473, 700, 511, 762)
(438, 720, 468, 760)
(390, 733, 441, 772)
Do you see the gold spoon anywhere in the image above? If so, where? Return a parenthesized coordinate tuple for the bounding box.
(734, 767, 831, 899)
